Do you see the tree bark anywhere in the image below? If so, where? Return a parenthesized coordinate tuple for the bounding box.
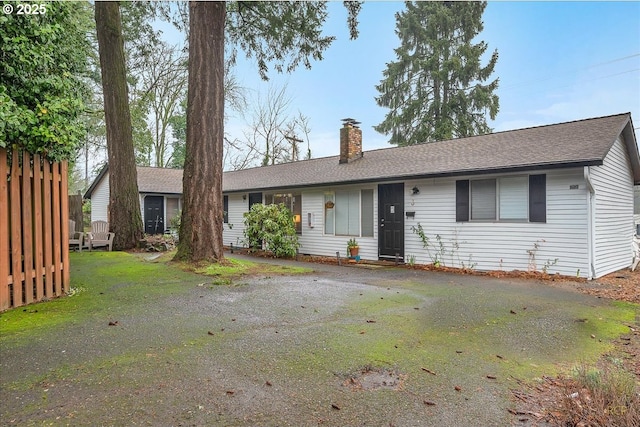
(95, 1, 144, 250)
(175, 1, 225, 262)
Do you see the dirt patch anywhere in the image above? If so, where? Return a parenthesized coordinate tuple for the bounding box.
(578, 269, 640, 304)
(341, 366, 406, 391)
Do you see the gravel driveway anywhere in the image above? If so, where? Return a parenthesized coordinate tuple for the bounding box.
(0, 253, 633, 426)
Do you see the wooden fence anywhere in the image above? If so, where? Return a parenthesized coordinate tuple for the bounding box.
(0, 147, 70, 311)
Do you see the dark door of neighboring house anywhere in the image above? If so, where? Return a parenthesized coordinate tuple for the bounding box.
(378, 183, 404, 260)
(248, 192, 262, 209)
(144, 196, 164, 234)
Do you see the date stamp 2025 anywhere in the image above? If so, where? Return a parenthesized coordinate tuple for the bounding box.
(3, 3, 47, 15)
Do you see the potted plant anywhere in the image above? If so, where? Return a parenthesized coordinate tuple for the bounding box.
(347, 238, 359, 258)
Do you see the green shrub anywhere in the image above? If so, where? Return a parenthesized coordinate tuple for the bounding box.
(243, 203, 299, 258)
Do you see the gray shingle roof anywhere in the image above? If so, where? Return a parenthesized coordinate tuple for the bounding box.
(223, 113, 638, 192)
(136, 166, 183, 194)
(83, 113, 639, 200)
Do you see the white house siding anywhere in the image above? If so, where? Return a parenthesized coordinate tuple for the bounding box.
(90, 171, 110, 223)
(223, 185, 379, 259)
(138, 194, 145, 226)
(222, 193, 247, 247)
(296, 185, 378, 260)
(220, 161, 635, 279)
(403, 169, 591, 278)
(589, 137, 635, 277)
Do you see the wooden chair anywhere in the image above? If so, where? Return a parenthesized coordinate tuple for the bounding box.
(87, 220, 115, 251)
(69, 220, 84, 252)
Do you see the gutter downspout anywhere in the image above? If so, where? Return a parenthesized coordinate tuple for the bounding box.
(584, 166, 596, 279)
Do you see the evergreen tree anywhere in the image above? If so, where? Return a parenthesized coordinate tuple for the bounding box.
(95, 2, 144, 250)
(177, 1, 361, 263)
(375, 1, 499, 146)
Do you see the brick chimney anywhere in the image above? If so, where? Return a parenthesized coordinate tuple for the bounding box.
(339, 118, 363, 164)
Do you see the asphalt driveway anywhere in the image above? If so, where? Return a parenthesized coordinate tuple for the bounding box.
(0, 252, 635, 426)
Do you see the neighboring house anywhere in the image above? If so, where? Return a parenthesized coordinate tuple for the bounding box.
(85, 113, 640, 279)
(84, 166, 183, 235)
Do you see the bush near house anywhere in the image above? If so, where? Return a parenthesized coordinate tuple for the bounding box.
(243, 203, 299, 258)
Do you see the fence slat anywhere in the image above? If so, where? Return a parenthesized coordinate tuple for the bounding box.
(42, 160, 53, 299)
(0, 149, 9, 310)
(10, 149, 23, 306)
(33, 156, 44, 301)
(52, 162, 62, 296)
(61, 160, 69, 293)
(22, 153, 34, 304)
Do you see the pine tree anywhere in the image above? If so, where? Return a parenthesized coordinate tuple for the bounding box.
(176, 1, 361, 263)
(375, 1, 499, 146)
(95, 2, 144, 250)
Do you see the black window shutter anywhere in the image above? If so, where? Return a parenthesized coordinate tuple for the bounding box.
(456, 180, 470, 222)
(529, 174, 546, 223)
(223, 195, 229, 223)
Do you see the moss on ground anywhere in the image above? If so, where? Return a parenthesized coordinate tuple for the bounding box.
(0, 252, 310, 339)
(273, 282, 638, 385)
(195, 257, 312, 278)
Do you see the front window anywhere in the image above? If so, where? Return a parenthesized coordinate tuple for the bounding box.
(265, 193, 302, 234)
(324, 189, 374, 236)
(470, 176, 528, 221)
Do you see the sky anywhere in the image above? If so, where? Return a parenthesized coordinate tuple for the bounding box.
(159, 1, 640, 162)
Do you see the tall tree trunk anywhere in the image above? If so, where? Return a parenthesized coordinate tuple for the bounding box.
(95, 1, 143, 249)
(175, 1, 225, 262)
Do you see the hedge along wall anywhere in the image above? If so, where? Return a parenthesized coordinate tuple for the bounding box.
(0, 147, 70, 311)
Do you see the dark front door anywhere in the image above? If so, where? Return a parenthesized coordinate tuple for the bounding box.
(144, 196, 164, 234)
(378, 183, 404, 260)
